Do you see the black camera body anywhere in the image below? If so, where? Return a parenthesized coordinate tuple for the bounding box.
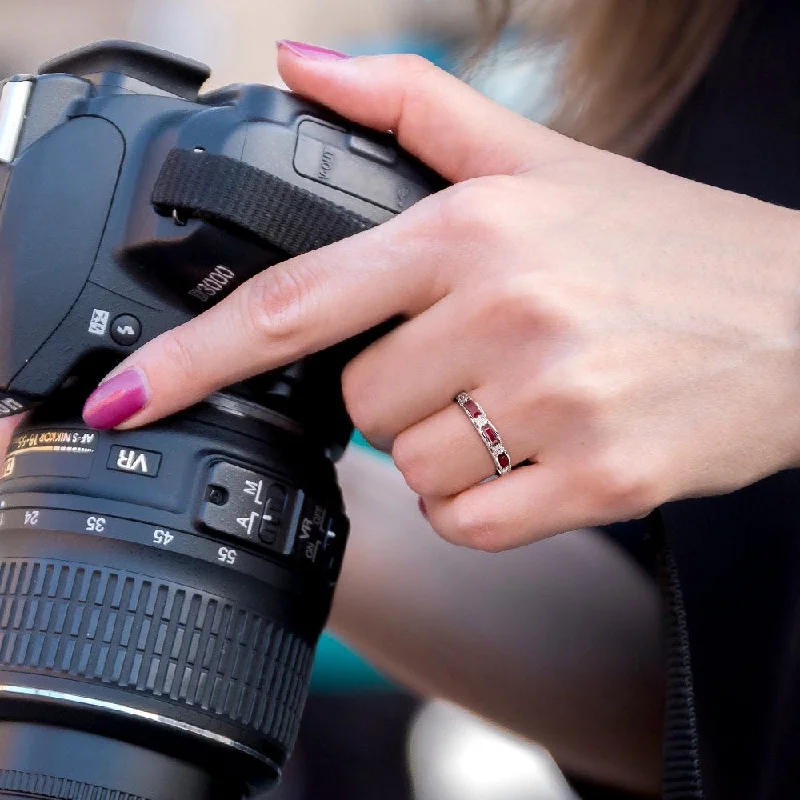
(0, 41, 443, 799)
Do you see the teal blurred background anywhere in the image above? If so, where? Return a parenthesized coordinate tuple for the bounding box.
(310, 433, 389, 693)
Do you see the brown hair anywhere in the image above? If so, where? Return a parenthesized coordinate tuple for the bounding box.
(479, 0, 741, 156)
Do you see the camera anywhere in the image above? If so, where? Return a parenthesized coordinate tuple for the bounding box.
(0, 40, 443, 799)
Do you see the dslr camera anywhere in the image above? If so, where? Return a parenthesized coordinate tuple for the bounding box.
(0, 40, 442, 799)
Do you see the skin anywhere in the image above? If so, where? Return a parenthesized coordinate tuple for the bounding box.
(0, 418, 22, 455)
(86, 50, 800, 553)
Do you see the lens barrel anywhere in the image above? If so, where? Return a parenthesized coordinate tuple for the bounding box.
(0, 391, 348, 798)
(0, 723, 239, 799)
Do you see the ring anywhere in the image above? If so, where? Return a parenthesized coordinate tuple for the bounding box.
(455, 392, 512, 476)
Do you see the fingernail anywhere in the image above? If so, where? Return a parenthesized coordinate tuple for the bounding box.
(82, 368, 149, 430)
(276, 39, 350, 62)
(418, 497, 428, 519)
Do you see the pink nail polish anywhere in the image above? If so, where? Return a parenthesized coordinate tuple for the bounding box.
(82, 368, 149, 430)
(418, 497, 428, 519)
(276, 40, 350, 62)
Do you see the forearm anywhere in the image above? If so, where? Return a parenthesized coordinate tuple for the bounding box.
(333, 446, 665, 794)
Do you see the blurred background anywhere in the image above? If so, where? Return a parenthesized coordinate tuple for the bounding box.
(0, 2, 632, 799)
(0, 0, 559, 120)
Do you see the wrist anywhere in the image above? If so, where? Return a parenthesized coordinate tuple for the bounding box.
(764, 206, 800, 468)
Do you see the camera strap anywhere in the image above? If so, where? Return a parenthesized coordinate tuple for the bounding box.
(648, 508, 704, 799)
(151, 147, 376, 256)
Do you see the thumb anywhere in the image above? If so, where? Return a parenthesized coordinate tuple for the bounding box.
(276, 42, 574, 182)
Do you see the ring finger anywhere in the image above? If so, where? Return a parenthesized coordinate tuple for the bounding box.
(391, 384, 538, 498)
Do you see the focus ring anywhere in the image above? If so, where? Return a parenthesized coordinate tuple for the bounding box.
(0, 560, 314, 752)
(0, 769, 146, 798)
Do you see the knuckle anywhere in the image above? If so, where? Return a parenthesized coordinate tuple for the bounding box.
(483, 272, 537, 319)
(586, 450, 659, 520)
(436, 177, 519, 244)
(395, 53, 437, 83)
(535, 361, 616, 423)
(441, 497, 507, 553)
(556, 373, 609, 418)
(430, 181, 473, 232)
(476, 272, 572, 339)
(158, 329, 201, 384)
(390, 432, 430, 495)
(341, 360, 383, 443)
(244, 263, 319, 343)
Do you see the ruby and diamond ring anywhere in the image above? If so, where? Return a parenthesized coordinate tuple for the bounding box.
(455, 391, 512, 477)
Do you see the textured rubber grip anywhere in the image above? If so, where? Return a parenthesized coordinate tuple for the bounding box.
(152, 148, 375, 256)
(0, 559, 314, 752)
(0, 769, 146, 799)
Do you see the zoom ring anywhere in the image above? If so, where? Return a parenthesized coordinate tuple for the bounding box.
(0, 560, 314, 752)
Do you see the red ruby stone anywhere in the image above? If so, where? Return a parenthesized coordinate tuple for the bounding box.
(463, 399, 482, 418)
(482, 424, 499, 444)
(497, 452, 511, 469)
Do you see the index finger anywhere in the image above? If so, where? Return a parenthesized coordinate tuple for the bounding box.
(82, 207, 443, 430)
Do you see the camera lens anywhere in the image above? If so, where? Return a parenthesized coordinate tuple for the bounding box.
(0, 389, 348, 798)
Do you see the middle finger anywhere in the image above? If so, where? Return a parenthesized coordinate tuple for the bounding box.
(343, 289, 542, 446)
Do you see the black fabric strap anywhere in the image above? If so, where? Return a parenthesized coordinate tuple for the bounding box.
(151, 148, 376, 256)
(648, 508, 704, 799)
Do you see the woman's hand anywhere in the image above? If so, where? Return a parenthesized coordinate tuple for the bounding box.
(81, 46, 800, 551)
